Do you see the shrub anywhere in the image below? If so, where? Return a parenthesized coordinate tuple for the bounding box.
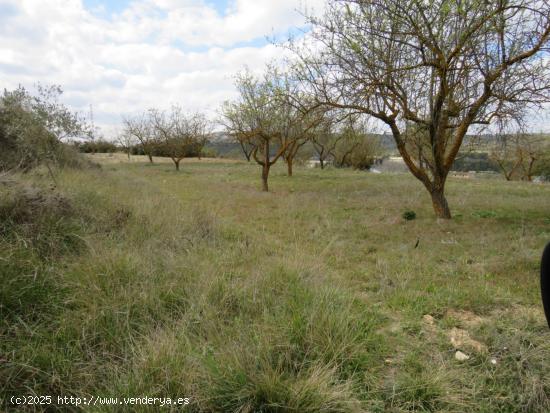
(402, 210, 417, 220)
(452, 152, 499, 172)
(533, 153, 550, 179)
(334, 134, 384, 170)
(0, 85, 89, 173)
(472, 210, 497, 219)
(0, 178, 85, 257)
(75, 139, 118, 153)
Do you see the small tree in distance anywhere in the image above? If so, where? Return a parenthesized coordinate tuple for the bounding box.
(235, 133, 255, 162)
(221, 67, 319, 191)
(150, 107, 211, 171)
(122, 113, 156, 163)
(333, 117, 383, 170)
(311, 113, 345, 169)
(490, 122, 550, 181)
(280, 105, 326, 176)
(117, 132, 135, 160)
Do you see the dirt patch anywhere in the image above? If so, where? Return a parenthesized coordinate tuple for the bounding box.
(448, 327, 487, 354)
(446, 309, 484, 328)
(421, 313, 488, 354)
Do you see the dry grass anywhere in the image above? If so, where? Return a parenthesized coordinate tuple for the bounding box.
(85, 153, 241, 165)
(1, 158, 549, 412)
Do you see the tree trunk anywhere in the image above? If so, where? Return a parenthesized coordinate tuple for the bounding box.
(174, 160, 180, 171)
(430, 187, 451, 219)
(261, 164, 269, 191)
(261, 140, 270, 191)
(525, 156, 536, 181)
(287, 157, 293, 177)
(147, 153, 153, 163)
(320, 158, 325, 169)
(127, 150, 131, 160)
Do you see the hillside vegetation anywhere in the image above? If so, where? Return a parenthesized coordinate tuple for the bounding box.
(2, 156, 549, 412)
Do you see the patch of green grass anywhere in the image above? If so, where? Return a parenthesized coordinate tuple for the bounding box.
(1, 160, 549, 412)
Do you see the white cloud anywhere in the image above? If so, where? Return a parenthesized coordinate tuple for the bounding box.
(0, 0, 323, 137)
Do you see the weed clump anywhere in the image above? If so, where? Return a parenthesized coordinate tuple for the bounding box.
(402, 210, 417, 220)
(0, 177, 84, 257)
(472, 209, 497, 219)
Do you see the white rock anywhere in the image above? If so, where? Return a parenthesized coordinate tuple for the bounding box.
(490, 358, 497, 365)
(455, 351, 470, 361)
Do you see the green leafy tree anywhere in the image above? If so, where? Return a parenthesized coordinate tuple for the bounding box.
(0, 85, 87, 175)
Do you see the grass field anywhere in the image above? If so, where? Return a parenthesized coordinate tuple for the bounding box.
(2, 154, 550, 412)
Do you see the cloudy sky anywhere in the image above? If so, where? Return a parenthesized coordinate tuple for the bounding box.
(1, 0, 549, 137)
(0, 0, 323, 137)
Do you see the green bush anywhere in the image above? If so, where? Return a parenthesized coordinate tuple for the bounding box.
(402, 210, 417, 220)
(533, 154, 550, 179)
(472, 209, 497, 219)
(334, 134, 383, 170)
(75, 139, 118, 153)
(0, 85, 88, 173)
(452, 152, 499, 172)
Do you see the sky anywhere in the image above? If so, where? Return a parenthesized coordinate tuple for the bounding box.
(0, 0, 324, 137)
(1, 0, 548, 138)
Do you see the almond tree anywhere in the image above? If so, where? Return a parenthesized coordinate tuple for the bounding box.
(491, 127, 550, 181)
(117, 132, 135, 160)
(280, 104, 326, 176)
(293, 0, 550, 218)
(122, 112, 155, 163)
(221, 68, 309, 191)
(150, 107, 211, 171)
(311, 116, 343, 169)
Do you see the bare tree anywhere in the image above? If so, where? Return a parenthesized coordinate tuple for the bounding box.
(150, 107, 211, 171)
(491, 124, 549, 181)
(220, 109, 255, 162)
(221, 67, 305, 191)
(332, 116, 383, 169)
(280, 105, 326, 176)
(311, 115, 344, 169)
(293, 0, 550, 218)
(117, 132, 135, 160)
(177, 111, 212, 164)
(282, 138, 308, 176)
(122, 113, 155, 163)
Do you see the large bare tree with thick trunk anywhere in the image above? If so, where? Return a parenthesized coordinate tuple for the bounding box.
(293, 0, 550, 218)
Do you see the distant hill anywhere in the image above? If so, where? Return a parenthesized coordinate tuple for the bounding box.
(206, 132, 242, 158)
